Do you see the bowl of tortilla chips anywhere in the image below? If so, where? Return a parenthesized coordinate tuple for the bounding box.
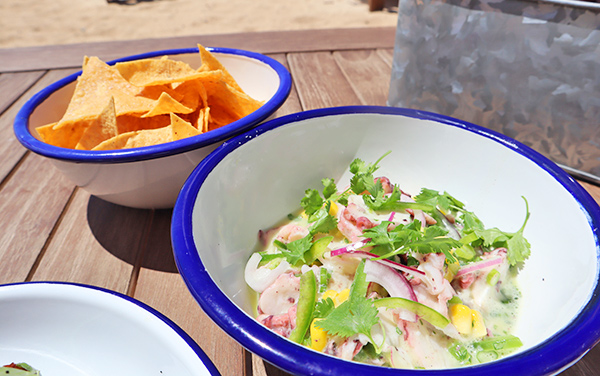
(13, 45, 292, 209)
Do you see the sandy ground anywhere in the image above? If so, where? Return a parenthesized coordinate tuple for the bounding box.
(0, 0, 399, 49)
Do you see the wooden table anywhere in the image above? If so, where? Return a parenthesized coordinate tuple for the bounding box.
(1, 27, 599, 376)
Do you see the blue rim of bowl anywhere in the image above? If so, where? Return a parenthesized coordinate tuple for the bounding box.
(0, 281, 221, 376)
(171, 105, 600, 376)
(13, 46, 292, 164)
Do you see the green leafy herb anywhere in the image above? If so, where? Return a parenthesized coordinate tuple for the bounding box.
(314, 297, 335, 319)
(315, 262, 381, 350)
(271, 236, 313, 265)
(462, 197, 531, 266)
(363, 220, 461, 263)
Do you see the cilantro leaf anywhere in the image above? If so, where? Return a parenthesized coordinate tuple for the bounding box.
(314, 297, 335, 318)
(301, 189, 324, 216)
(462, 197, 531, 266)
(308, 204, 338, 235)
(273, 235, 313, 265)
(316, 262, 379, 342)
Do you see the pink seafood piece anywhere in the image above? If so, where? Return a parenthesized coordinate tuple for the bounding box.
(375, 176, 393, 194)
(337, 203, 376, 243)
(275, 223, 310, 243)
(411, 253, 455, 317)
(455, 248, 508, 289)
(257, 305, 297, 338)
(258, 272, 301, 316)
(324, 337, 364, 361)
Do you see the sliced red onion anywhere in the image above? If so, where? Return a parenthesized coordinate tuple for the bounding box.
(387, 211, 396, 222)
(455, 257, 503, 277)
(331, 244, 425, 278)
(244, 253, 290, 293)
(330, 238, 372, 256)
(364, 260, 418, 322)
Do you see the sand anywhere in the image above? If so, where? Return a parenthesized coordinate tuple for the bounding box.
(0, 0, 399, 49)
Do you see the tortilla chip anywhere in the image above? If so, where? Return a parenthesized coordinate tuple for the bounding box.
(115, 57, 207, 86)
(197, 44, 243, 92)
(75, 96, 118, 150)
(92, 126, 173, 150)
(142, 92, 194, 118)
(170, 113, 201, 140)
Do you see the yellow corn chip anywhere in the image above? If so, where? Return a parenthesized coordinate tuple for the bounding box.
(142, 92, 194, 118)
(115, 57, 206, 86)
(197, 44, 243, 92)
(75, 96, 118, 150)
(170, 113, 201, 140)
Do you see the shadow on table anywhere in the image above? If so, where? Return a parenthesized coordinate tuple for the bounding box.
(86, 196, 178, 273)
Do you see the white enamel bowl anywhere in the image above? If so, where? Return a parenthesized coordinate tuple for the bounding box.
(0, 282, 220, 376)
(13, 47, 292, 209)
(171, 106, 600, 375)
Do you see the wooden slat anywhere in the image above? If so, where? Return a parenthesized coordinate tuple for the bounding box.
(0, 71, 44, 114)
(268, 54, 303, 117)
(31, 192, 150, 293)
(287, 51, 362, 109)
(0, 28, 396, 73)
(133, 209, 246, 376)
(333, 49, 392, 106)
(0, 68, 78, 184)
(0, 153, 74, 284)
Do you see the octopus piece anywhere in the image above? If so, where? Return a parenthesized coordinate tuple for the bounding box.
(257, 305, 297, 338)
(337, 203, 376, 243)
(258, 272, 300, 316)
(275, 223, 310, 243)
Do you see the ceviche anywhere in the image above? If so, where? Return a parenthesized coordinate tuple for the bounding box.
(244, 152, 531, 369)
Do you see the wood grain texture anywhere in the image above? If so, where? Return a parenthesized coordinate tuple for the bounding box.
(333, 49, 392, 106)
(31, 192, 150, 293)
(0, 68, 78, 184)
(133, 209, 247, 376)
(288, 51, 362, 109)
(0, 153, 73, 284)
(0, 27, 396, 73)
(0, 71, 44, 114)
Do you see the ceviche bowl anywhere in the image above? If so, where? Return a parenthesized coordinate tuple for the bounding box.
(171, 106, 600, 375)
(0, 282, 220, 376)
(13, 46, 292, 209)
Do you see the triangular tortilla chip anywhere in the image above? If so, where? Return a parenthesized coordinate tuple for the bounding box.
(197, 44, 243, 92)
(115, 56, 207, 86)
(75, 96, 118, 150)
(141, 92, 194, 118)
(170, 113, 201, 140)
(92, 126, 173, 150)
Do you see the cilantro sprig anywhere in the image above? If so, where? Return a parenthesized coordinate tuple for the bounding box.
(461, 197, 531, 266)
(315, 261, 382, 352)
(364, 220, 461, 264)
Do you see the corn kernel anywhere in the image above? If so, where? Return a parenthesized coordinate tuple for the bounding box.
(449, 304, 472, 335)
(329, 202, 339, 216)
(334, 288, 350, 306)
(471, 309, 487, 338)
(300, 211, 308, 219)
(310, 318, 328, 351)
